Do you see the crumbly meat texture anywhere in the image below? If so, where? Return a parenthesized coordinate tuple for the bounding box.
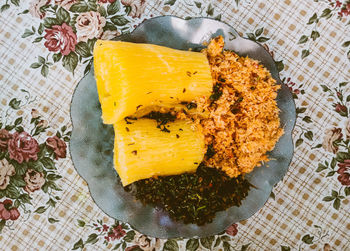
(179, 36, 284, 177)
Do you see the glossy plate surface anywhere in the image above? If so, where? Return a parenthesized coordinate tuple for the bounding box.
(70, 16, 296, 238)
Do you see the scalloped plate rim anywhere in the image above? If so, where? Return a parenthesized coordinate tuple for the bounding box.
(69, 15, 296, 238)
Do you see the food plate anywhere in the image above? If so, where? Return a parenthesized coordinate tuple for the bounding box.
(70, 16, 296, 238)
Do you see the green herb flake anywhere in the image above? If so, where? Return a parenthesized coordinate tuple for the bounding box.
(161, 126, 170, 133)
(125, 165, 251, 225)
(205, 144, 216, 158)
(124, 116, 137, 124)
(143, 111, 176, 133)
(230, 97, 243, 114)
(181, 102, 197, 110)
(210, 83, 223, 101)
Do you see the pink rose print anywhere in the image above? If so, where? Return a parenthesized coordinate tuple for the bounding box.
(285, 77, 301, 95)
(0, 159, 16, 190)
(31, 109, 40, 119)
(335, 103, 348, 117)
(0, 129, 12, 151)
(37, 120, 48, 128)
(322, 128, 342, 154)
(337, 160, 350, 186)
(55, 0, 78, 10)
(24, 169, 46, 193)
(125, 245, 142, 251)
(135, 234, 151, 250)
(104, 225, 126, 241)
(101, 224, 109, 232)
(44, 23, 77, 56)
(8, 131, 39, 163)
(46, 136, 67, 159)
(0, 200, 20, 221)
(29, 0, 51, 19)
(75, 11, 106, 42)
(345, 118, 350, 139)
(225, 223, 238, 236)
(121, 0, 146, 18)
(98, 0, 116, 3)
(100, 30, 121, 40)
(337, 1, 350, 17)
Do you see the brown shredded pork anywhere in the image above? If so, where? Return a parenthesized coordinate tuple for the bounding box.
(179, 36, 284, 177)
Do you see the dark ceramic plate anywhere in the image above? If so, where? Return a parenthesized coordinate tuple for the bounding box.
(70, 16, 296, 238)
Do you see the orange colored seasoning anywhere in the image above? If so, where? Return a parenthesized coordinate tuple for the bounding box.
(179, 36, 284, 177)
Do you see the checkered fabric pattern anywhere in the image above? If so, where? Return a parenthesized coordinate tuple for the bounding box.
(0, 0, 349, 250)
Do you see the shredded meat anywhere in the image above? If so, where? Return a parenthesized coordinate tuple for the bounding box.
(179, 36, 284, 177)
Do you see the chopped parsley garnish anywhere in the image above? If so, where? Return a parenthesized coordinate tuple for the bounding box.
(126, 165, 251, 225)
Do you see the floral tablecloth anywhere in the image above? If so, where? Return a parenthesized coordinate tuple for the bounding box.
(0, 0, 349, 250)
